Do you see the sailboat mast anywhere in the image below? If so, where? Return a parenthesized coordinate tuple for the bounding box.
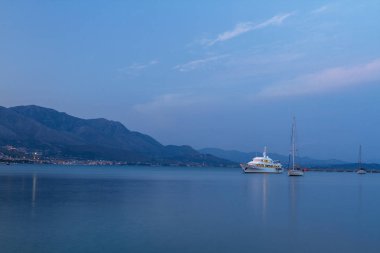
(358, 145, 362, 169)
(288, 117, 304, 176)
(292, 117, 296, 170)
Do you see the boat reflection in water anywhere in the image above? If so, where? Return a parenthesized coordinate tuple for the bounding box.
(288, 177, 299, 228)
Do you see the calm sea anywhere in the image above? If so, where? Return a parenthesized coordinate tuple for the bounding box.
(0, 164, 379, 253)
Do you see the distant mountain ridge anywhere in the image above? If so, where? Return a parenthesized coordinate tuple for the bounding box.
(0, 105, 235, 166)
(199, 147, 348, 167)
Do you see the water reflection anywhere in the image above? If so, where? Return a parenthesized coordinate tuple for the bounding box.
(0, 173, 39, 211)
(245, 174, 269, 224)
(0, 166, 380, 253)
(289, 177, 298, 229)
(262, 175, 268, 223)
(32, 174, 37, 208)
(356, 178, 363, 222)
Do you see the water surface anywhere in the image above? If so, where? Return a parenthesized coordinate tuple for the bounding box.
(0, 165, 379, 253)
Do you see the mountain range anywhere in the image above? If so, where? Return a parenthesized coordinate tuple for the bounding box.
(2, 105, 376, 169)
(0, 105, 235, 166)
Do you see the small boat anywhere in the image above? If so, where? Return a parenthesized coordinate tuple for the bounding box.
(288, 117, 304, 177)
(241, 147, 283, 173)
(288, 169, 304, 176)
(356, 145, 367, 175)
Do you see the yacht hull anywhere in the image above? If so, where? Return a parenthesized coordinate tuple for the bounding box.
(241, 164, 283, 174)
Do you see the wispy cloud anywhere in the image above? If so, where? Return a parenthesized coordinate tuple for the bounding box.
(311, 5, 330, 15)
(205, 12, 294, 46)
(131, 93, 220, 129)
(206, 22, 253, 46)
(258, 58, 380, 98)
(118, 60, 159, 76)
(133, 93, 208, 114)
(174, 55, 228, 72)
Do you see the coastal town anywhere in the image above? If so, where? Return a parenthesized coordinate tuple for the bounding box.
(0, 145, 220, 167)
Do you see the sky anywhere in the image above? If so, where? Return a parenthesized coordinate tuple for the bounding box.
(1, 1, 380, 162)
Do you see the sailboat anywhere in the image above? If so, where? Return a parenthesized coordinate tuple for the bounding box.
(288, 117, 304, 177)
(356, 145, 367, 174)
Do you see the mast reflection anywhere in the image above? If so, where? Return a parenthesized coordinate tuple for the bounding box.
(289, 177, 298, 227)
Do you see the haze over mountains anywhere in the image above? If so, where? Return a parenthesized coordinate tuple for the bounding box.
(199, 148, 348, 167)
(198, 148, 380, 170)
(0, 105, 234, 166)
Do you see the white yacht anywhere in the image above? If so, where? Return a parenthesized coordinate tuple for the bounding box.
(241, 147, 283, 173)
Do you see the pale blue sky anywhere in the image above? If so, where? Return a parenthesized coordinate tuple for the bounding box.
(1, 1, 380, 161)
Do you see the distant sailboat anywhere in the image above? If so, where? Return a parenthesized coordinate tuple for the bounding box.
(288, 117, 304, 177)
(356, 145, 367, 175)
